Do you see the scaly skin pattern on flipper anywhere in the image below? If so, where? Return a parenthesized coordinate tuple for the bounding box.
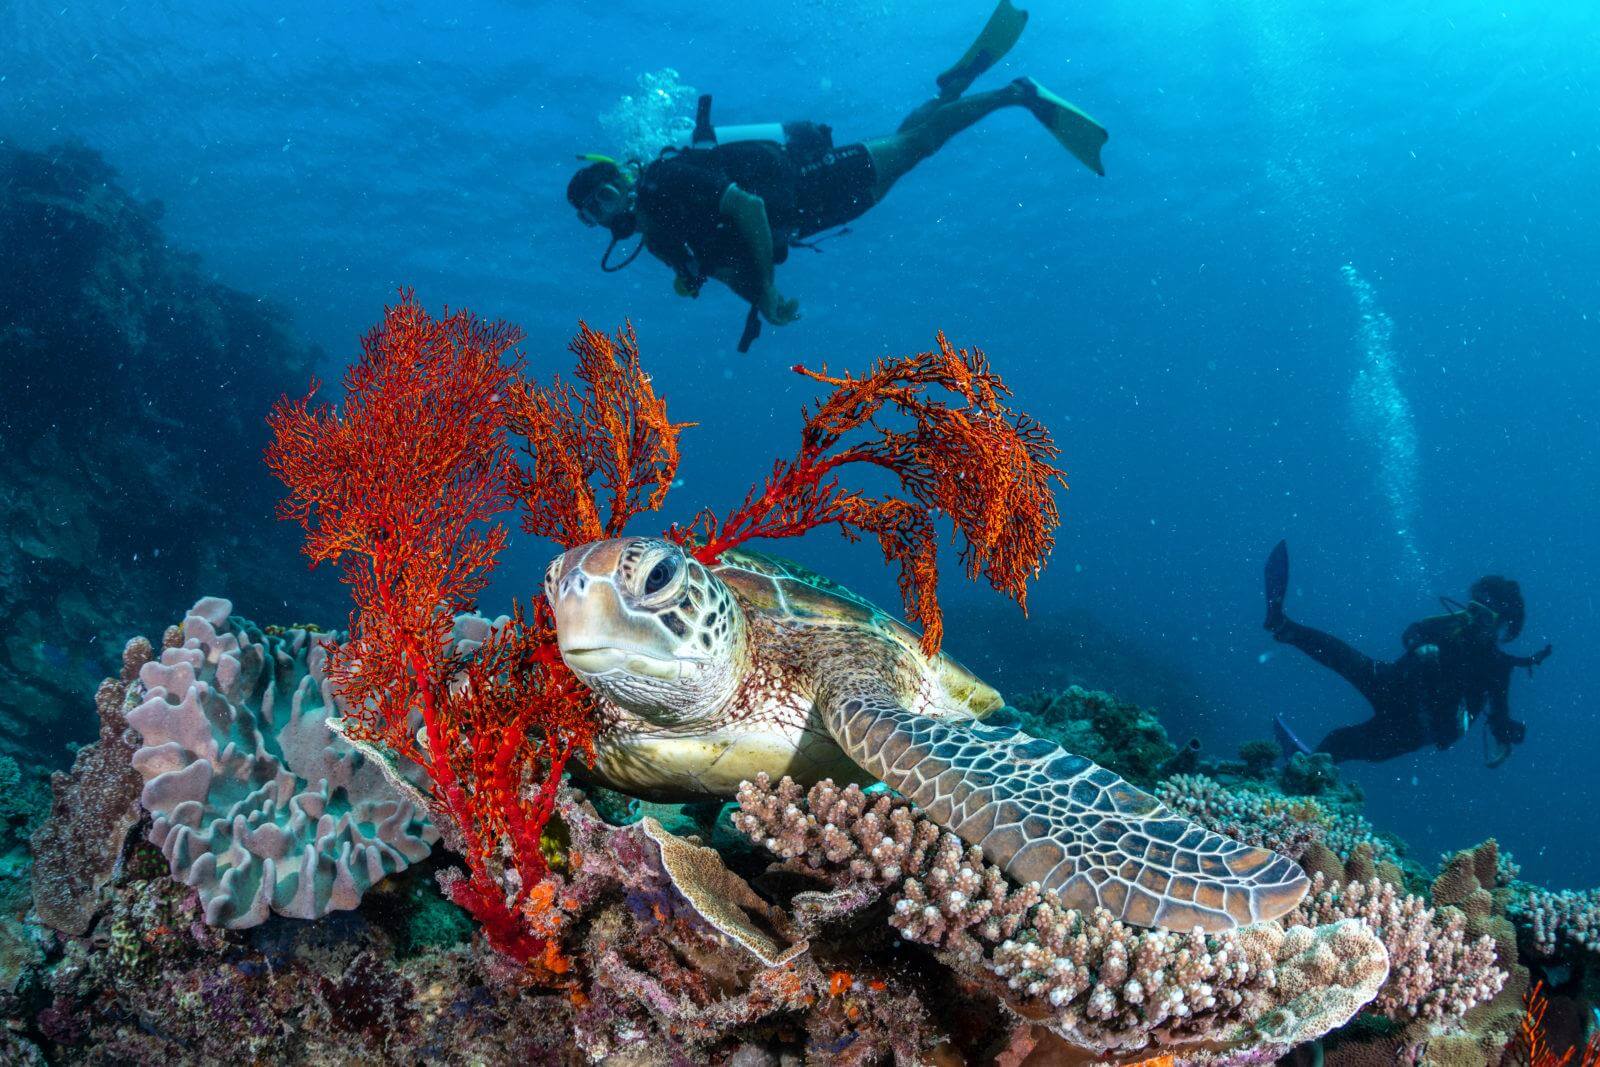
(811, 635, 1310, 931)
(550, 537, 1309, 930)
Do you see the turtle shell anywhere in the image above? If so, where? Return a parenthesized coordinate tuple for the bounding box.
(712, 549, 1004, 717)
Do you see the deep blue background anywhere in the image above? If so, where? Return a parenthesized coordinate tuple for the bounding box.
(5, 1, 1596, 885)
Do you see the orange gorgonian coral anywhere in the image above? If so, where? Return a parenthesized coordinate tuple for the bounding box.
(506, 320, 693, 547)
(1512, 982, 1600, 1067)
(673, 331, 1067, 654)
(267, 298, 1056, 969)
(267, 295, 660, 964)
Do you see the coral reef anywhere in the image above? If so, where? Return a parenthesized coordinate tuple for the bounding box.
(0, 140, 343, 764)
(1011, 686, 1178, 786)
(1423, 840, 1532, 1066)
(22, 854, 578, 1064)
(29, 648, 151, 938)
(1290, 874, 1504, 1027)
(732, 773, 1387, 1061)
(1512, 886, 1600, 963)
(267, 303, 677, 959)
(1155, 772, 1398, 868)
(126, 598, 438, 928)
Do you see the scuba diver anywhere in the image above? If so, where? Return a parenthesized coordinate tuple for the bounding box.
(565, 0, 1107, 351)
(1264, 542, 1553, 768)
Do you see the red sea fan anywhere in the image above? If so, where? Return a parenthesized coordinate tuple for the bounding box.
(266, 292, 596, 964)
(676, 332, 1067, 654)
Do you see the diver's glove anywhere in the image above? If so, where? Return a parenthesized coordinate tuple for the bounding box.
(1531, 644, 1553, 666)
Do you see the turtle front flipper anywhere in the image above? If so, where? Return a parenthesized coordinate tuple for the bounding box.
(819, 691, 1309, 931)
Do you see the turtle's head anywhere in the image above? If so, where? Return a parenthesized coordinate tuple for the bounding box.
(546, 537, 746, 725)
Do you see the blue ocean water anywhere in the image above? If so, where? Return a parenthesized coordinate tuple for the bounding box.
(4, 0, 1597, 887)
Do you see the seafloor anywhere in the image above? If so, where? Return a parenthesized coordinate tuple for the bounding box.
(1, 143, 1595, 1066)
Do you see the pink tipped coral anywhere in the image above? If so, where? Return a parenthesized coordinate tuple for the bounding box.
(734, 774, 1388, 1059)
(1512, 886, 1600, 961)
(1291, 873, 1505, 1026)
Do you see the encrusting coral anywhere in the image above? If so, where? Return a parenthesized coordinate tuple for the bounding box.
(732, 773, 1388, 1061)
(125, 597, 438, 928)
(29, 649, 150, 938)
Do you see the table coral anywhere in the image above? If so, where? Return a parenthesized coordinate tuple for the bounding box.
(125, 597, 438, 928)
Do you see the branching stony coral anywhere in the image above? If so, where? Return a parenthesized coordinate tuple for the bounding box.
(734, 774, 1388, 1058)
(1511, 886, 1600, 961)
(1156, 773, 1396, 866)
(1291, 873, 1505, 1026)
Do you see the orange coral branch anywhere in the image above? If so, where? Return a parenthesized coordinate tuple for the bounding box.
(1512, 981, 1598, 1067)
(266, 292, 598, 965)
(507, 320, 693, 548)
(675, 332, 1066, 654)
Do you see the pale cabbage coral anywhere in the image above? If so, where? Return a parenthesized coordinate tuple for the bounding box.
(126, 598, 437, 928)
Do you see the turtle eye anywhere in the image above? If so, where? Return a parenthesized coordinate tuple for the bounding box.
(643, 556, 679, 596)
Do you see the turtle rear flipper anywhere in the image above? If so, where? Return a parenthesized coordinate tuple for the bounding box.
(821, 690, 1309, 931)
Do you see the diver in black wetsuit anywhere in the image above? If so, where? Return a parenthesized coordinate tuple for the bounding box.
(1263, 541, 1553, 768)
(564, 0, 1107, 350)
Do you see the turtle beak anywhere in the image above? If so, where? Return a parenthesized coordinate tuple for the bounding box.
(561, 646, 680, 680)
(549, 542, 683, 680)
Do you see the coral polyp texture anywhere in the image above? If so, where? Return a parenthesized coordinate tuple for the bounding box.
(1290, 873, 1505, 1026)
(125, 597, 437, 928)
(1156, 772, 1396, 866)
(732, 773, 1387, 1060)
(1512, 885, 1600, 961)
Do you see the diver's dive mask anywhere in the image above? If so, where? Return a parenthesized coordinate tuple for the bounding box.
(1440, 596, 1513, 644)
(576, 183, 643, 271)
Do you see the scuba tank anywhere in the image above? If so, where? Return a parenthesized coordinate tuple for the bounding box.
(673, 95, 837, 352)
(672, 93, 835, 163)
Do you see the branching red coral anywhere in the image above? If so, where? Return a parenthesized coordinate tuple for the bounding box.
(265, 292, 599, 963)
(673, 332, 1066, 653)
(1510, 982, 1600, 1067)
(507, 320, 692, 547)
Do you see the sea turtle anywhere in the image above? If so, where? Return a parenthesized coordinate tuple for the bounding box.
(547, 536, 1308, 931)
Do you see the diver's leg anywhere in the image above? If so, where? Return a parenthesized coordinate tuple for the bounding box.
(935, 0, 1029, 101)
(1274, 619, 1388, 707)
(1314, 714, 1424, 763)
(867, 84, 1028, 199)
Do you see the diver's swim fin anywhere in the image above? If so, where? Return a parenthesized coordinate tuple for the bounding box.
(1015, 77, 1108, 176)
(1264, 539, 1289, 632)
(1273, 715, 1313, 761)
(936, 0, 1030, 100)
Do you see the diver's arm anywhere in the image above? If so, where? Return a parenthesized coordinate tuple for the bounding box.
(1504, 644, 1553, 670)
(718, 184, 798, 324)
(1485, 672, 1526, 746)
